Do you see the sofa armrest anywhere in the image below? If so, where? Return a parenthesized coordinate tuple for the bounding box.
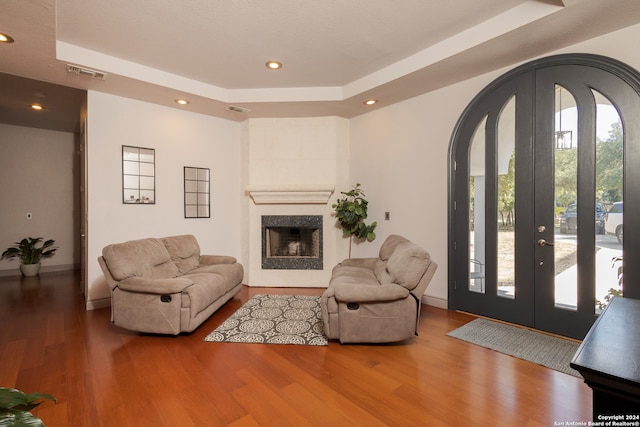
(98, 256, 119, 292)
(339, 257, 378, 269)
(334, 283, 409, 303)
(117, 277, 193, 294)
(199, 255, 237, 265)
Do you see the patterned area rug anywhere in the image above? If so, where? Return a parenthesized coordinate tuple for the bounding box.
(447, 318, 581, 377)
(204, 294, 328, 346)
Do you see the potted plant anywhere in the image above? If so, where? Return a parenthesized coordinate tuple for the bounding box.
(1, 237, 58, 277)
(332, 183, 377, 257)
(0, 387, 56, 427)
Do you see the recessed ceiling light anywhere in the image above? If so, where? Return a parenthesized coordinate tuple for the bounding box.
(175, 99, 190, 105)
(30, 104, 44, 110)
(265, 61, 283, 70)
(0, 32, 14, 43)
(364, 99, 378, 106)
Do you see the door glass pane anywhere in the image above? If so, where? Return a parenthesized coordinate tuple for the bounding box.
(554, 85, 578, 309)
(469, 116, 487, 293)
(594, 90, 623, 311)
(497, 96, 516, 299)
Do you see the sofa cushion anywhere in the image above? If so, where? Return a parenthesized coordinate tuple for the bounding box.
(373, 235, 408, 284)
(329, 265, 379, 288)
(103, 238, 179, 281)
(331, 264, 377, 280)
(331, 265, 375, 279)
(378, 234, 409, 261)
(385, 241, 431, 290)
(180, 273, 228, 314)
(373, 259, 393, 284)
(162, 234, 201, 274)
(188, 263, 244, 292)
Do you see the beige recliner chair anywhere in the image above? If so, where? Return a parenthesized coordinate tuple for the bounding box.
(320, 235, 437, 343)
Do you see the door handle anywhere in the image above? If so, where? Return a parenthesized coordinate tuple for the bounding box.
(537, 239, 554, 247)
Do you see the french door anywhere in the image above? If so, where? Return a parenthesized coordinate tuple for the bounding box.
(450, 54, 640, 339)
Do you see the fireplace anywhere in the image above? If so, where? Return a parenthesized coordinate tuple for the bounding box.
(262, 215, 323, 270)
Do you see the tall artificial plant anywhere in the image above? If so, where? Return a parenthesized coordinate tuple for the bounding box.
(332, 183, 377, 257)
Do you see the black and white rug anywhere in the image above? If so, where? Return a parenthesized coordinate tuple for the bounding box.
(204, 294, 328, 346)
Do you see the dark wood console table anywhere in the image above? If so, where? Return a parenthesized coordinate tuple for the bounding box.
(571, 296, 640, 418)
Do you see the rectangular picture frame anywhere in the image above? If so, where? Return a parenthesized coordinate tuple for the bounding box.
(184, 166, 210, 218)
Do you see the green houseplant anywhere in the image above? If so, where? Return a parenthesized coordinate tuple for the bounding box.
(1, 237, 58, 277)
(0, 387, 56, 427)
(332, 183, 377, 257)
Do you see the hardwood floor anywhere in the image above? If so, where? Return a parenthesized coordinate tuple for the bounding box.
(0, 271, 591, 426)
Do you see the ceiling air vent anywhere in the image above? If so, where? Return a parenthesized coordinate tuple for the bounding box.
(67, 64, 107, 80)
(227, 105, 251, 113)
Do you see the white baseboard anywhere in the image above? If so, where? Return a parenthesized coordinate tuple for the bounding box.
(86, 297, 111, 311)
(0, 264, 78, 277)
(421, 294, 448, 309)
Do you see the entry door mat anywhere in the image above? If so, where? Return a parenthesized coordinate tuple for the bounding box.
(204, 294, 328, 346)
(447, 318, 581, 377)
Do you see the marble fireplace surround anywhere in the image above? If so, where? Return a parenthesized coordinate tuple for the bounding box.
(261, 214, 323, 270)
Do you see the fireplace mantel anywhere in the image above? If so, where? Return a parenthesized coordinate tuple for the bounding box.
(247, 184, 335, 204)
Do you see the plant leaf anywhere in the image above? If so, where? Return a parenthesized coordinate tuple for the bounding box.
(0, 410, 47, 427)
(24, 394, 55, 405)
(332, 183, 377, 249)
(0, 388, 29, 409)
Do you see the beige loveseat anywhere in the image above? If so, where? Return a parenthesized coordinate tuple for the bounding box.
(98, 234, 243, 335)
(320, 234, 437, 343)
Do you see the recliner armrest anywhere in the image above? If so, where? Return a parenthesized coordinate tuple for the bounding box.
(97, 256, 119, 292)
(334, 283, 409, 303)
(199, 255, 237, 265)
(117, 277, 193, 294)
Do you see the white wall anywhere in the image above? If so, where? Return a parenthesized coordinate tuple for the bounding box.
(86, 92, 242, 308)
(349, 22, 640, 308)
(0, 124, 78, 274)
(349, 78, 485, 307)
(83, 22, 640, 309)
(241, 117, 350, 287)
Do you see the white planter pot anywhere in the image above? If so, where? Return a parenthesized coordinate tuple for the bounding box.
(20, 263, 41, 276)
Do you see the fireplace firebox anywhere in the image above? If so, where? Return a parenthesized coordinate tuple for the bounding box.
(262, 215, 323, 270)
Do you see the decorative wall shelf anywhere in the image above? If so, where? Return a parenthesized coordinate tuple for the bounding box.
(246, 184, 335, 204)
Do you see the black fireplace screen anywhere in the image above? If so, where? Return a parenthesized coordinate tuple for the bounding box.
(262, 215, 323, 270)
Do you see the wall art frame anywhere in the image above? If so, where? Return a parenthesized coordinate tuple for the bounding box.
(122, 145, 156, 204)
(184, 166, 210, 218)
